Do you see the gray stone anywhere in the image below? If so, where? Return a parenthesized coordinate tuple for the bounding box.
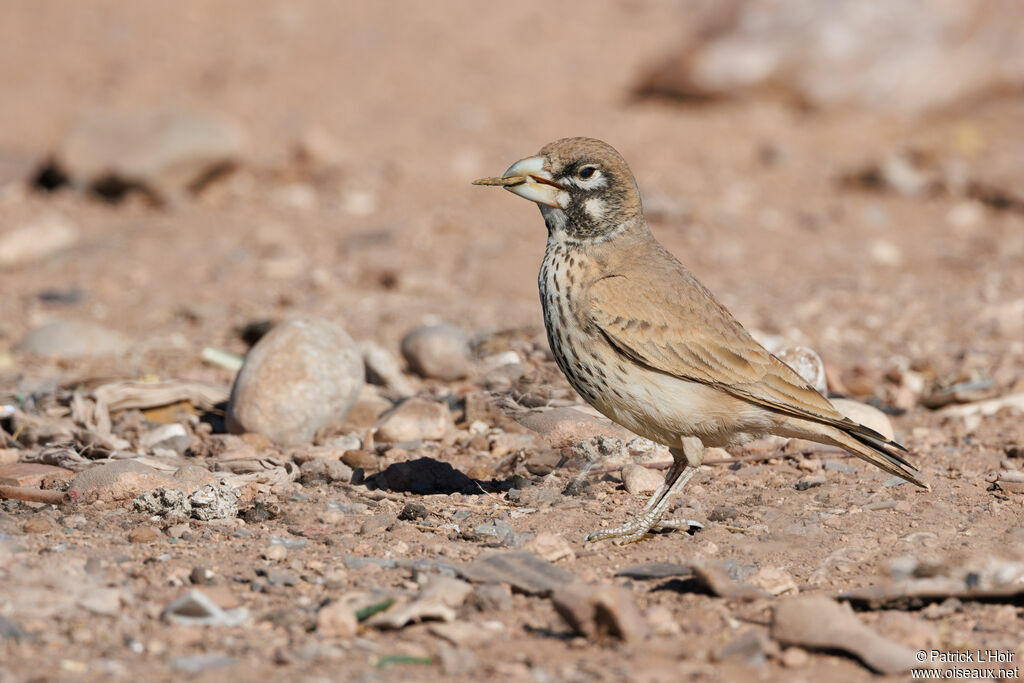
(227, 316, 364, 446)
(161, 590, 249, 627)
(299, 459, 353, 485)
(15, 319, 130, 357)
(400, 324, 470, 380)
(189, 484, 239, 521)
(615, 562, 693, 580)
(360, 341, 415, 397)
(140, 423, 194, 454)
(170, 654, 237, 673)
(796, 475, 827, 491)
(459, 551, 575, 596)
(375, 398, 453, 442)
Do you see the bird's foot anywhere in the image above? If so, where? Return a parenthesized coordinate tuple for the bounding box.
(585, 517, 700, 545)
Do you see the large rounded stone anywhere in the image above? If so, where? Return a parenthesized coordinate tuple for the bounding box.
(227, 316, 364, 446)
(400, 324, 470, 381)
(831, 398, 895, 441)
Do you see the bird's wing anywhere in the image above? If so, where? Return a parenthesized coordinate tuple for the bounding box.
(586, 271, 890, 442)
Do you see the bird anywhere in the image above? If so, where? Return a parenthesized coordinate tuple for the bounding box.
(473, 137, 927, 544)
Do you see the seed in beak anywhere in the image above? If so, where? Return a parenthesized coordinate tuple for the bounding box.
(472, 175, 527, 186)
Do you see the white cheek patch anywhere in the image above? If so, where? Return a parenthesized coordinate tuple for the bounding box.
(583, 198, 605, 220)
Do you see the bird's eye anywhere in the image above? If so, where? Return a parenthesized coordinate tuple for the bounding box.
(578, 166, 597, 180)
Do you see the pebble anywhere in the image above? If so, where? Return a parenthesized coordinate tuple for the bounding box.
(341, 449, 377, 471)
(775, 345, 827, 394)
(140, 423, 194, 454)
(262, 544, 288, 561)
(470, 583, 513, 612)
(780, 647, 809, 668)
(0, 210, 78, 269)
(15, 319, 130, 357)
(170, 654, 237, 674)
(400, 324, 471, 380)
(22, 517, 55, 534)
(299, 459, 353, 485)
(459, 550, 575, 596)
(522, 532, 575, 563)
(128, 526, 161, 543)
(227, 316, 364, 447)
(551, 583, 649, 643)
(190, 567, 215, 585)
(398, 501, 428, 521)
(620, 464, 664, 495)
(772, 596, 918, 674)
(360, 341, 415, 397)
(316, 600, 358, 639)
(796, 475, 826, 491)
(748, 566, 799, 596)
(161, 590, 249, 627)
(375, 398, 453, 442)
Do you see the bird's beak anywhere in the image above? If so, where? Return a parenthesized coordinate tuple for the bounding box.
(473, 156, 567, 209)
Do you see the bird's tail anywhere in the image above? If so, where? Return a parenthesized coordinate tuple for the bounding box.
(820, 423, 929, 489)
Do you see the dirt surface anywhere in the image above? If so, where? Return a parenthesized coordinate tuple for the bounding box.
(2, 2, 1024, 682)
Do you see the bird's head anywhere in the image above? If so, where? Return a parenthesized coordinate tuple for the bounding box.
(477, 137, 643, 242)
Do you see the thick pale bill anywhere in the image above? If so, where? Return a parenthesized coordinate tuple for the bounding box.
(472, 175, 526, 186)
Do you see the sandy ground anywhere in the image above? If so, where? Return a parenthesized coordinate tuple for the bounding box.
(2, 2, 1024, 681)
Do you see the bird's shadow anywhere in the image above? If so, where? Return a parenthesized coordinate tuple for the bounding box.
(364, 456, 509, 496)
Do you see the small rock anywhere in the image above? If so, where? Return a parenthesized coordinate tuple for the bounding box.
(400, 324, 470, 380)
(438, 646, 479, 676)
(317, 600, 358, 639)
(227, 316, 364, 446)
(551, 583, 649, 643)
(713, 630, 774, 666)
(299, 459, 353, 485)
(708, 505, 739, 522)
(749, 566, 799, 596)
(775, 345, 827, 394)
(189, 484, 239, 520)
(375, 398, 453, 442)
(172, 464, 217, 488)
(361, 341, 415, 397)
(190, 567, 215, 585)
(359, 513, 395, 535)
(134, 488, 192, 518)
(140, 423, 194, 454)
(459, 551, 575, 596)
(0, 210, 78, 269)
(398, 501, 428, 521)
(615, 562, 693, 580)
(23, 517, 55, 534)
(341, 449, 377, 471)
(15, 319, 130, 357)
(161, 589, 249, 627)
(831, 398, 895, 441)
(262, 545, 288, 561)
(170, 654, 236, 674)
(470, 584, 513, 612)
(772, 595, 919, 674)
(0, 462, 74, 487)
(128, 526, 161, 543)
(0, 615, 26, 641)
(620, 464, 664, 495)
(796, 475, 826, 491)
(522, 532, 575, 563)
(780, 646, 809, 668)
(824, 460, 857, 474)
(341, 385, 394, 429)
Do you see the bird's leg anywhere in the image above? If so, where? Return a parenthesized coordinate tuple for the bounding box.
(585, 437, 704, 544)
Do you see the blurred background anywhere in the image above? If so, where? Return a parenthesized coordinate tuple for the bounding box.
(2, 2, 1024, 679)
(1, 0, 1022, 384)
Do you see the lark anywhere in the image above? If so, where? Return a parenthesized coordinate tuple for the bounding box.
(475, 137, 926, 544)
